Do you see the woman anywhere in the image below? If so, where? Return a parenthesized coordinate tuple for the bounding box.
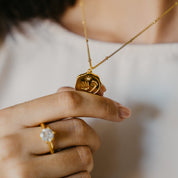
(0, 0, 177, 177)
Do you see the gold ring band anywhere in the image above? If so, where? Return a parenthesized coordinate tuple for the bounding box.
(40, 123, 55, 154)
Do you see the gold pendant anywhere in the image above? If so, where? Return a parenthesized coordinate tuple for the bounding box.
(75, 70, 101, 94)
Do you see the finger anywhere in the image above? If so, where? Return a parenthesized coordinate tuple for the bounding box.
(22, 118, 100, 154)
(57, 87, 75, 93)
(65, 171, 91, 178)
(2, 89, 131, 127)
(31, 146, 93, 178)
(57, 85, 106, 96)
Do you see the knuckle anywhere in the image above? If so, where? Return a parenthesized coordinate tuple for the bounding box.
(72, 119, 88, 143)
(0, 109, 9, 128)
(72, 119, 101, 152)
(10, 163, 32, 178)
(0, 135, 21, 161)
(0, 109, 8, 119)
(77, 146, 93, 172)
(82, 172, 91, 178)
(57, 87, 74, 93)
(58, 91, 82, 111)
(78, 171, 91, 178)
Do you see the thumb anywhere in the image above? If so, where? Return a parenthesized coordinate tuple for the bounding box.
(56, 87, 75, 93)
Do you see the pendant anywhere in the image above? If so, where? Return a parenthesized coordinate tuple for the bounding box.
(75, 70, 101, 94)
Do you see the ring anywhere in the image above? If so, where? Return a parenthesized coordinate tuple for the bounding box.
(40, 123, 55, 154)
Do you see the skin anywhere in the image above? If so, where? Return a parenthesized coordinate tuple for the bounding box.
(61, 0, 178, 44)
(1, 0, 177, 177)
(0, 87, 130, 178)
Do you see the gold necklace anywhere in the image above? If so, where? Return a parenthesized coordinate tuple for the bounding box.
(75, 0, 178, 94)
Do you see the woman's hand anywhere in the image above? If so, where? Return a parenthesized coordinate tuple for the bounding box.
(0, 87, 130, 178)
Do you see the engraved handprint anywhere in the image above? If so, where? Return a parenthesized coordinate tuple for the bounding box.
(80, 81, 90, 90)
(75, 73, 101, 94)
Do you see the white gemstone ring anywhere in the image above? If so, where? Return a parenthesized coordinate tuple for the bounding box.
(40, 123, 55, 154)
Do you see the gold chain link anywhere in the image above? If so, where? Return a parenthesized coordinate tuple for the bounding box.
(79, 0, 92, 70)
(80, 0, 178, 70)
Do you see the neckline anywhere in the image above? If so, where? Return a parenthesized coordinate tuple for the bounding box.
(55, 21, 178, 48)
(27, 19, 178, 52)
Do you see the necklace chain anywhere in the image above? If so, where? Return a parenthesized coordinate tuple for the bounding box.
(80, 0, 178, 71)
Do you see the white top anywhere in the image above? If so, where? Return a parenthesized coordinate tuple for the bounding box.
(0, 20, 178, 178)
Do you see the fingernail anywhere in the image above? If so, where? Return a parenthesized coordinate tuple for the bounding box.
(119, 106, 131, 119)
